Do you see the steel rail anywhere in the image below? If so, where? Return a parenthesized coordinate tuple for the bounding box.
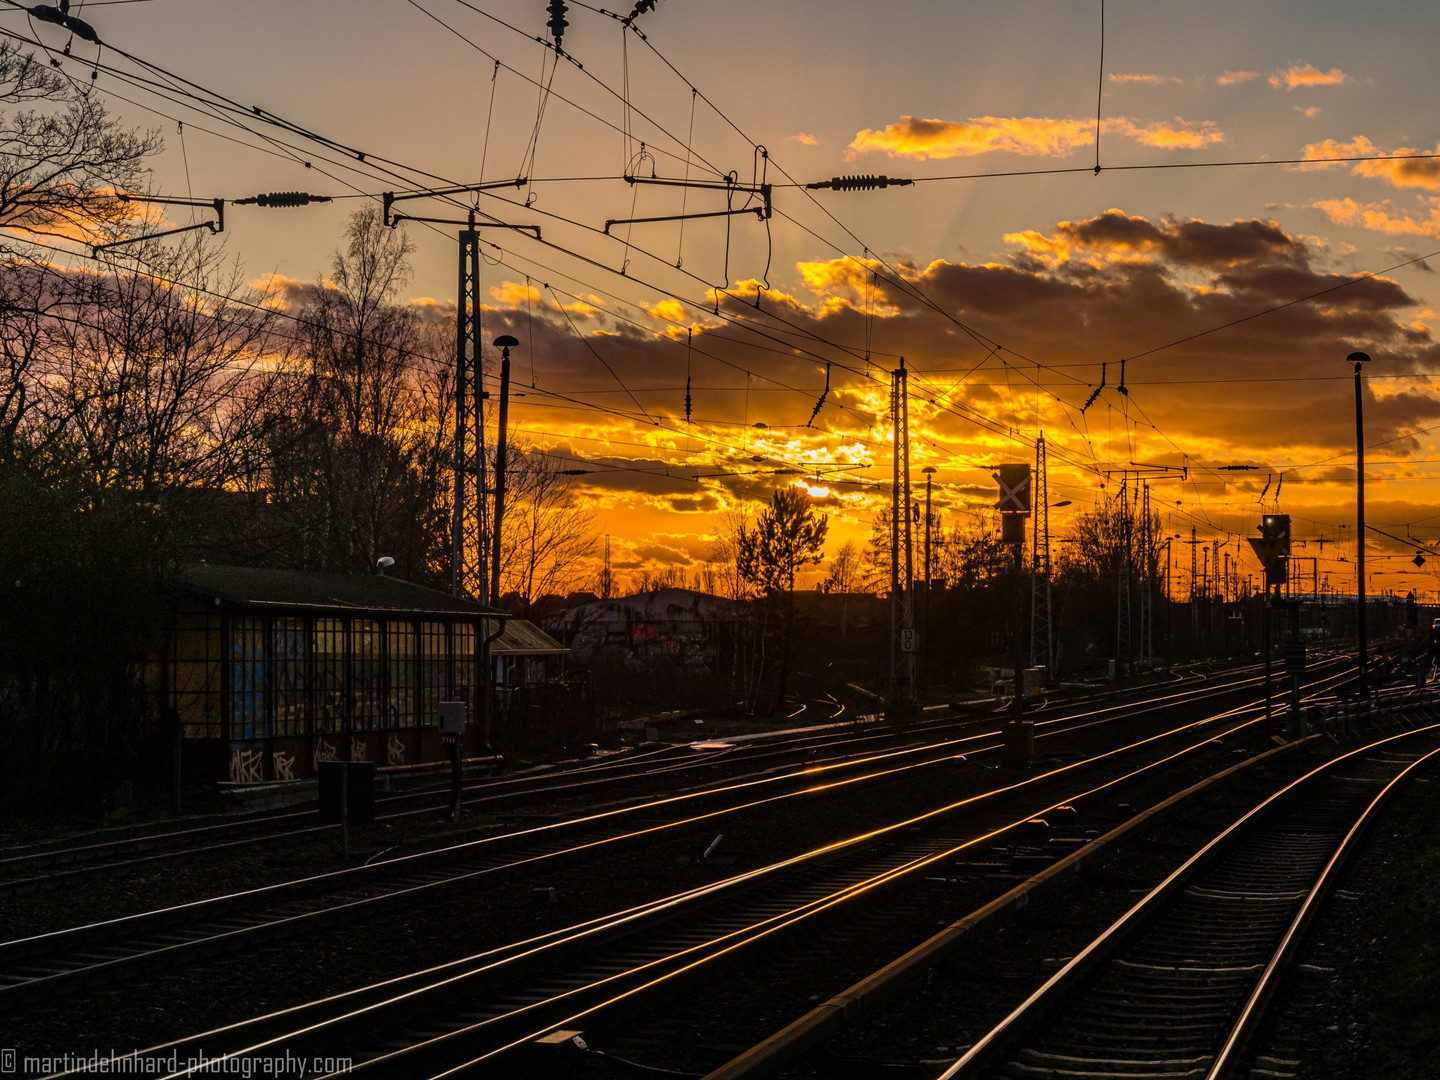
(44, 699, 1303, 1079)
(6, 664, 1350, 1022)
(1206, 733, 1440, 1078)
(0, 656, 1320, 888)
(2, 664, 1274, 950)
(935, 718, 1440, 1079)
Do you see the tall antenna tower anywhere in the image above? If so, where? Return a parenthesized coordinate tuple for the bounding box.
(1030, 434, 1054, 675)
(889, 360, 916, 710)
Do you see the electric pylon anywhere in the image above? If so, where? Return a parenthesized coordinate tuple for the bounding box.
(452, 221, 488, 601)
(889, 360, 916, 711)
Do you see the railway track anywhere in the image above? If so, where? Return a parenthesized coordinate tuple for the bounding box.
(0, 712, 935, 892)
(0, 661, 1299, 892)
(0, 659, 1314, 938)
(0, 660, 1366, 1009)
(5, 658, 1409, 1080)
(20, 680, 1361, 1079)
(936, 723, 1440, 1080)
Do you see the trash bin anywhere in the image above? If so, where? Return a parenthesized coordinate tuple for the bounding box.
(318, 760, 375, 822)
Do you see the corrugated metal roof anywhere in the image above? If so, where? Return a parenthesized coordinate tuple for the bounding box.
(176, 564, 505, 618)
(492, 619, 568, 655)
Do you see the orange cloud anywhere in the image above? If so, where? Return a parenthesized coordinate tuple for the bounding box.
(250, 271, 305, 310)
(849, 116, 1095, 159)
(1109, 117, 1223, 150)
(1269, 62, 1348, 90)
(1109, 73, 1181, 85)
(848, 115, 1221, 160)
(1313, 197, 1440, 238)
(798, 257, 871, 292)
(1218, 70, 1261, 85)
(1003, 229, 1072, 264)
(790, 132, 820, 146)
(646, 297, 689, 323)
(491, 280, 541, 306)
(1303, 137, 1440, 191)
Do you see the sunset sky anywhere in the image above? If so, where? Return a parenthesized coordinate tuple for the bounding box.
(6, 0, 1440, 598)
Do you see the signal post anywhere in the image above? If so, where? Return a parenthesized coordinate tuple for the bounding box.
(1249, 514, 1297, 736)
(997, 463, 1033, 766)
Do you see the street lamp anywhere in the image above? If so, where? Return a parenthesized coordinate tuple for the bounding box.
(1351, 350, 1371, 697)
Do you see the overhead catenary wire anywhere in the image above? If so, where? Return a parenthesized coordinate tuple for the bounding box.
(5, 2, 1434, 558)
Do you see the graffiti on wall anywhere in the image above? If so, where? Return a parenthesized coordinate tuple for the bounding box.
(272, 751, 296, 781)
(313, 738, 337, 773)
(387, 733, 406, 766)
(230, 747, 265, 783)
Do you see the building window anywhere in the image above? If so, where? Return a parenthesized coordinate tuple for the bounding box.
(231, 615, 269, 740)
(453, 622, 476, 708)
(314, 618, 346, 733)
(386, 620, 416, 726)
(173, 609, 221, 738)
(271, 617, 308, 737)
(351, 618, 382, 731)
(419, 621, 448, 724)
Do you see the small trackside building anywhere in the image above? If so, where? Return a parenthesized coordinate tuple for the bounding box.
(163, 564, 506, 784)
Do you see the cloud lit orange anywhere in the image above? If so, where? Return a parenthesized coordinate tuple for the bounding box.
(1109, 73, 1182, 86)
(1269, 63, 1348, 90)
(1313, 197, 1440, 239)
(1303, 136, 1440, 191)
(848, 115, 1222, 160)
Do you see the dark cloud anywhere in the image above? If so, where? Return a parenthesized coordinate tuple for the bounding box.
(1056, 212, 1305, 269)
(469, 209, 1440, 569)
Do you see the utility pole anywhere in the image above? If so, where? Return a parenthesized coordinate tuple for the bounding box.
(490, 335, 519, 604)
(1030, 435, 1054, 679)
(379, 183, 536, 600)
(1116, 478, 1132, 675)
(996, 460, 1033, 765)
(1352, 351, 1371, 699)
(1139, 481, 1153, 667)
(889, 360, 916, 721)
(923, 465, 936, 686)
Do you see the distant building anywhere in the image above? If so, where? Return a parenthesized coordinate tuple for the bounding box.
(543, 588, 736, 673)
(161, 564, 506, 784)
(492, 618, 569, 689)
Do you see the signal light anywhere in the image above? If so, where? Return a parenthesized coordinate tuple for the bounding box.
(1259, 514, 1290, 552)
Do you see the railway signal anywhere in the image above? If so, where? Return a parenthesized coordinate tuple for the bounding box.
(996, 463, 1033, 764)
(1248, 513, 1290, 586)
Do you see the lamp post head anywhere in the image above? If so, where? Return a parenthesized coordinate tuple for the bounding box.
(493, 334, 520, 358)
(1348, 350, 1371, 371)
